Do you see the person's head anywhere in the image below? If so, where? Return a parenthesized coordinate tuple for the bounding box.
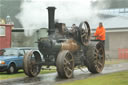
(71, 24, 77, 29)
(72, 24, 76, 27)
(99, 22, 103, 28)
(0, 49, 5, 56)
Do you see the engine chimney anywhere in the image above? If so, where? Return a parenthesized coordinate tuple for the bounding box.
(47, 7, 56, 35)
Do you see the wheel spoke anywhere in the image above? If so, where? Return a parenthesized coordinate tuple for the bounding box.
(81, 33, 86, 37)
(67, 67, 72, 73)
(65, 53, 73, 63)
(94, 49, 99, 58)
(64, 58, 70, 65)
(98, 48, 103, 54)
(64, 66, 72, 77)
(95, 65, 99, 71)
(97, 61, 103, 67)
(94, 52, 98, 57)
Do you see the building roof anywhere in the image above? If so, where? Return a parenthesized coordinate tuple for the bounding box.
(91, 0, 128, 9)
(89, 16, 128, 29)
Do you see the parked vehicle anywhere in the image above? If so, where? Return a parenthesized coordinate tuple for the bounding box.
(0, 47, 34, 74)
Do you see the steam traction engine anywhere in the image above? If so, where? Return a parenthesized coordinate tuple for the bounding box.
(23, 7, 105, 78)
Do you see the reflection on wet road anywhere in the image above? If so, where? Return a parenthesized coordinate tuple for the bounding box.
(0, 63, 128, 85)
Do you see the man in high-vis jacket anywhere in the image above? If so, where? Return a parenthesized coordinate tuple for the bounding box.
(94, 22, 106, 46)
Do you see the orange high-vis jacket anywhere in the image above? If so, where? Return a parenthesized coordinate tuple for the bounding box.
(94, 26, 106, 40)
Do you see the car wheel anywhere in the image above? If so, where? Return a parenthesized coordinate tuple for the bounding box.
(7, 64, 16, 74)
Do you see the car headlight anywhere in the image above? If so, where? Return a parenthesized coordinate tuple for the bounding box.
(0, 61, 5, 64)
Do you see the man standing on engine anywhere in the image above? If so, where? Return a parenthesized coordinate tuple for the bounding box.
(94, 22, 106, 46)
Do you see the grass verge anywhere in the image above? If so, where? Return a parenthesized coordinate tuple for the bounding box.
(59, 70, 128, 85)
(105, 59, 128, 65)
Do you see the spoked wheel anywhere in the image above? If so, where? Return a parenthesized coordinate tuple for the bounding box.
(56, 50, 74, 78)
(23, 51, 42, 77)
(79, 21, 91, 46)
(85, 43, 105, 73)
(95, 42, 105, 72)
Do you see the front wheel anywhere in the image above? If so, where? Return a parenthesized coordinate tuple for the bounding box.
(56, 50, 74, 78)
(23, 51, 42, 77)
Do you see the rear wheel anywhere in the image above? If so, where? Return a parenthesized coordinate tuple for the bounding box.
(7, 64, 16, 74)
(84, 43, 105, 73)
(56, 50, 74, 78)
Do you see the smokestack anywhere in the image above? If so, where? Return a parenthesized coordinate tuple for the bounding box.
(47, 7, 56, 35)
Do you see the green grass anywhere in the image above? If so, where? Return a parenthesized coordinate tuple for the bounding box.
(0, 69, 56, 80)
(59, 70, 128, 85)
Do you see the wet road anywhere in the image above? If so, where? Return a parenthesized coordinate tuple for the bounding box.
(0, 63, 128, 85)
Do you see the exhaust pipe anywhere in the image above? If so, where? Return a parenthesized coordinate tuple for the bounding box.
(47, 7, 56, 35)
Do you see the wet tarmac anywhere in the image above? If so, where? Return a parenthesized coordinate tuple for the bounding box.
(0, 63, 128, 85)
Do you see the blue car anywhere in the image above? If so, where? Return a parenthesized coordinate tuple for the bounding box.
(0, 47, 32, 74)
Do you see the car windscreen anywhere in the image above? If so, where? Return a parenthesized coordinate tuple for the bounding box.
(2, 49, 18, 56)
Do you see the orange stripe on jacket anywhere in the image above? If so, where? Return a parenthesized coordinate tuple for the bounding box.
(94, 26, 106, 40)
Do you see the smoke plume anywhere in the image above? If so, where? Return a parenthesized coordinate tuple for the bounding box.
(16, 0, 95, 36)
(16, 0, 113, 36)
